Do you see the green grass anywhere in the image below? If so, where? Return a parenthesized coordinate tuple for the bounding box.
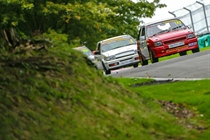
(0, 45, 210, 140)
(115, 78, 210, 139)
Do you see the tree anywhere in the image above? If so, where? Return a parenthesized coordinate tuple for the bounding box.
(0, 0, 166, 50)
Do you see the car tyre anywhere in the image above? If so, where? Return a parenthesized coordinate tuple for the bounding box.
(149, 49, 158, 63)
(192, 48, 200, 53)
(133, 63, 138, 68)
(102, 62, 111, 75)
(104, 69, 111, 75)
(179, 51, 187, 56)
(139, 54, 148, 66)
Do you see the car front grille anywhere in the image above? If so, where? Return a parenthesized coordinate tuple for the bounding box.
(164, 36, 186, 45)
(115, 50, 136, 59)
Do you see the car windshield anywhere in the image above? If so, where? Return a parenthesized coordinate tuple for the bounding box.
(101, 36, 136, 52)
(146, 19, 185, 37)
(74, 46, 93, 57)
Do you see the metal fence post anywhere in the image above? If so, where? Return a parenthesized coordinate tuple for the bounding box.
(196, 1, 209, 33)
(183, 7, 195, 32)
(168, 11, 176, 17)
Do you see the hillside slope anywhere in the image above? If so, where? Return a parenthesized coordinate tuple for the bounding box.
(0, 47, 207, 140)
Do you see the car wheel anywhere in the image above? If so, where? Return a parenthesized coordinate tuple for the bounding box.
(179, 51, 187, 56)
(139, 54, 148, 66)
(104, 69, 111, 75)
(133, 63, 138, 68)
(149, 49, 158, 63)
(192, 48, 200, 53)
(102, 62, 111, 75)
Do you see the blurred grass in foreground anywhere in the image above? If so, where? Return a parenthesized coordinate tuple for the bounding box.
(0, 44, 209, 140)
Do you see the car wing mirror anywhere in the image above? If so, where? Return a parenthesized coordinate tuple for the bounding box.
(187, 25, 192, 29)
(93, 50, 100, 55)
(140, 36, 146, 40)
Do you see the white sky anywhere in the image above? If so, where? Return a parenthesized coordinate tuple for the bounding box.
(142, 0, 198, 23)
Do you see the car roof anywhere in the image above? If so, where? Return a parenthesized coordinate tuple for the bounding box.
(142, 17, 180, 26)
(73, 45, 92, 52)
(98, 34, 132, 43)
(73, 45, 89, 51)
(74, 45, 87, 49)
(73, 45, 94, 56)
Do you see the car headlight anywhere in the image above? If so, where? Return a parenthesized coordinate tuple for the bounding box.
(154, 41, 162, 47)
(104, 55, 116, 61)
(187, 33, 195, 39)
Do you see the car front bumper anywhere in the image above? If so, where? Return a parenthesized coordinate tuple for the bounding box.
(103, 55, 140, 70)
(152, 39, 199, 58)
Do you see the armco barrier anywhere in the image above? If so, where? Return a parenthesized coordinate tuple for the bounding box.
(169, 0, 210, 36)
(198, 34, 210, 48)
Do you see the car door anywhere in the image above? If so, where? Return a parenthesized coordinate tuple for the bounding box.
(138, 26, 150, 59)
(94, 43, 103, 70)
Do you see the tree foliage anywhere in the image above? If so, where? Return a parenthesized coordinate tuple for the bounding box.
(0, 0, 166, 49)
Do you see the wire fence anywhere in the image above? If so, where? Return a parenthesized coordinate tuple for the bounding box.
(169, 0, 210, 36)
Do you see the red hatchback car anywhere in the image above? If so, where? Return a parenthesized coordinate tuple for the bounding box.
(137, 17, 200, 65)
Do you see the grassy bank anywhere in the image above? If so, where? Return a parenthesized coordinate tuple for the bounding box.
(0, 46, 209, 140)
(116, 78, 210, 139)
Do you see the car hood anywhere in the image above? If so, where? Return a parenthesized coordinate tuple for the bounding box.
(150, 29, 192, 42)
(102, 44, 137, 56)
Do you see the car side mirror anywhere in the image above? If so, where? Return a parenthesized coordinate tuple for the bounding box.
(187, 25, 192, 29)
(93, 50, 100, 55)
(140, 36, 146, 41)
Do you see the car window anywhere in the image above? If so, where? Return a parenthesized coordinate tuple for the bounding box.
(137, 27, 142, 40)
(101, 36, 136, 52)
(74, 46, 93, 57)
(141, 27, 145, 36)
(140, 27, 146, 40)
(82, 49, 92, 56)
(146, 19, 185, 37)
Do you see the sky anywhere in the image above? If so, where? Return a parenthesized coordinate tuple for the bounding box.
(142, 0, 198, 23)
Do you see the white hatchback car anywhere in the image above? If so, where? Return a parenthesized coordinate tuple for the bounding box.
(93, 35, 140, 75)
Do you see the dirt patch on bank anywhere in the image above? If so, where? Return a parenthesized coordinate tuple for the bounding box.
(157, 100, 207, 132)
(131, 79, 179, 87)
(130, 80, 208, 132)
